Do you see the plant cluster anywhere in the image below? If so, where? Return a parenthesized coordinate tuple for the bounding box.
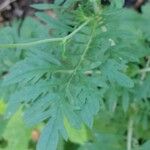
(0, 0, 150, 150)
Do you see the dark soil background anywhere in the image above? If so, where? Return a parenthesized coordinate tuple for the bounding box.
(0, 0, 53, 23)
(0, 0, 147, 24)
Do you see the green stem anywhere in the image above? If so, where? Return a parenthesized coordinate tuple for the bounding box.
(0, 19, 90, 49)
(54, 69, 74, 74)
(139, 67, 150, 73)
(0, 38, 64, 48)
(66, 21, 96, 91)
(66, 35, 93, 90)
(139, 56, 150, 80)
(65, 19, 91, 40)
(127, 117, 133, 150)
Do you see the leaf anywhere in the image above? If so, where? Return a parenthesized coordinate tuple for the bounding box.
(0, 99, 6, 115)
(24, 93, 59, 126)
(54, 0, 65, 5)
(35, 12, 72, 34)
(31, 3, 57, 10)
(0, 116, 7, 137)
(122, 90, 129, 112)
(79, 87, 100, 127)
(79, 133, 125, 150)
(2, 110, 31, 150)
(37, 106, 68, 150)
(3, 50, 61, 85)
(5, 79, 60, 118)
(65, 74, 104, 128)
(106, 86, 118, 112)
(37, 118, 59, 150)
(135, 75, 150, 99)
(102, 59, 134, 88)
(19, 17, 49, 39)
(112, 0, 124, 8)
(140, 140, 150, 150)
(64, 117, 90, 144)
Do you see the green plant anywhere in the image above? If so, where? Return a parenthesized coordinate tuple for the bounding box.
(0, 0, 150, 150)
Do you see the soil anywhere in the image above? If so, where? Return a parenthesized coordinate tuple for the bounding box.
(0, 0, 53, 23)
(0, 0, 146, 24)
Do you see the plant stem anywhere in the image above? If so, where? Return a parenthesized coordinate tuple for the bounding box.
(0, 19, 90, 49)
(0, 37, 64, 48)
(66, 21, 96, 92)
(127, 117, 133, 150)
(54, 69, 74, 74)
(140, 56, 150, 80)
(65, 19, 91, 40)
(66, 33, 93, 90)
(139, 67, 150, 73)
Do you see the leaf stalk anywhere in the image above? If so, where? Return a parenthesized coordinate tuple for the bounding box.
(127, 117, 133, 150)
(0, 19, 91, 49)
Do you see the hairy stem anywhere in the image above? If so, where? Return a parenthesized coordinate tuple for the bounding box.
(66, 34, 93, 90)
(127, 117, 133, 150)
(66, 21, 96, 92)
(0, 19, 90, 49)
